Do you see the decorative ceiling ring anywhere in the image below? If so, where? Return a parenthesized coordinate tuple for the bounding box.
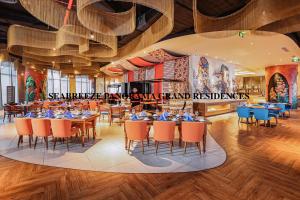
(19, 0, 117, 57)
(193, 0, 300, 33)
(77, 0, 136, 36)
(96, 0, 174, 65)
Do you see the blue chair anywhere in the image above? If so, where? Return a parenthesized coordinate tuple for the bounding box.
(237, 106, 253, 124)
(253, 108, 277, 127)
(285, 104, 291, 117)
(275, 103, 287, 118)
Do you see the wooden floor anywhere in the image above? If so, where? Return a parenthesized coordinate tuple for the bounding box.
(0, 111, 300, 200)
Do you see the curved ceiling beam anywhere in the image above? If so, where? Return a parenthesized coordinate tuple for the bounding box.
(193, 0, 300, 33)
(77, 0, 136, 36)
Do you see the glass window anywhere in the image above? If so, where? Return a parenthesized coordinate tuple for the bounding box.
(75, 75, 91, 93)
(0, 61, 18, 106)
(47, 69, 69, 95)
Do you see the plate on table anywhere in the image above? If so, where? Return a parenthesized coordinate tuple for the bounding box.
(143, 117, 150, 121)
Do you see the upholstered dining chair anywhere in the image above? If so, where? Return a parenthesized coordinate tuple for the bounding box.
(99, 104, 110, 121)
(109, 106, 126, 125)
(31, 118, 52, 149)
(181, 122, 205, 154)
(237, 106, 253, 124)
(253, 108, 277, 127)
(50, 119, 79, 151)
(125, 120, 149, 154)
(85, 117, 97, 140)
(3, 105, 15, 122)
(153, 121, 176, 154)
(15, 118, 33, 148)
(89, 101, 98, 111)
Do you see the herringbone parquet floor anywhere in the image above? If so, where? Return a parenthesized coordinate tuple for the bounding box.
(0, 111, 299, 200)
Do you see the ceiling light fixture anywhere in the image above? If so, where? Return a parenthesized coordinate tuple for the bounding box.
(90, 33, 95, 39)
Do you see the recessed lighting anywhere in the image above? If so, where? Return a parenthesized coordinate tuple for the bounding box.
(250, 42, 254, 45)
(68, 59, 71, 63)
(229, 60, 233, 63)
(205, 53, 209, 56)
(214, 56, 218, 59)
(53, 48, 56, 51)
(90, 33, 95, 39)
(268, 52, 271, 55)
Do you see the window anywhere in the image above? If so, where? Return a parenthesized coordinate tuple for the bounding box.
(0, 61, 18, 106)
(76, 75, 93, 93)
(47, 69, 69, 95)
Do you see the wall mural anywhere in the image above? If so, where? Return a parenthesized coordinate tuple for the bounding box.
(25, 68, 46, 102)
(190, 55, 235, 94)
(268, 73, 289, 103)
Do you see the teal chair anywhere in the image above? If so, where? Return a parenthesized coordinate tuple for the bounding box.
(253, 108, 278, 127)
(237, 106, 253, 124)
(275, 103, 287, 118)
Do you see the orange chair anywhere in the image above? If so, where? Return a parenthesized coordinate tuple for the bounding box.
(43, 101, 51, 110)
(50, 119, 79, 151)
(31, 119, 52, 149)
(153, 121, 176, 154)
(181, 122, 205, 154)
(99, 104, 110, 120)
(85, 117, 97, 140)
(15, 118, 33, 148)
(89, 101, 98, 111)
(125, 121, 149, 154)
(109, 106, 126, 125)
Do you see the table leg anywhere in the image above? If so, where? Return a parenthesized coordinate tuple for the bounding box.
(203, 124, 207, 153)
(81, 122, 85, 147)
(178, 125, 182, 147)
(124, 125, 128, 149)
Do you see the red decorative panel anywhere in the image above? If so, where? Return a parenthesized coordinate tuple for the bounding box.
(128, 57, 155, 67)
(24, 68, 47, 101)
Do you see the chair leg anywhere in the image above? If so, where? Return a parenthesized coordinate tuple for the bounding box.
(3, 113, 5, 122)
(264, 120, 266, 127)
(238, 117, 240, 124)
(169, 141, 173, 154)
(141, 140, 144, 154)
(184, 142, 187, 154)
(127, 140, 131, 154)
(155, 141, 159, 155)
(66, 137, 69, 151)
(197, 142, 201, 154)
(17, 135, 22, 148)
(29, 135, 32, 148)
(44, 137, 48, 150)
(34, 136, 38, 149)
(93, 127, 96, 140)
(53, 137, 57, 150)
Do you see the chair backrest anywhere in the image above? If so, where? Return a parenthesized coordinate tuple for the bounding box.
(4, 105, 12, 112)
(275, 103, 286, 112)
(31, 118, 51, 136)
(89, 101, 98, 110)
(125, 120, 148, 140)
(111, 106, 125, 115)
(253, 108, 269, 120)
(50, 119, 72, 137)
(99, 104, 110, 112)
(43, 101, 51, 109)
(181, 122, 205, 142)
(237, 106, 251, 118)
(15, 118, 33, 135)
(153, 121, 176, 141)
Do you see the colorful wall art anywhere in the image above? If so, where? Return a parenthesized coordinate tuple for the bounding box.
(189, 55, 236, 94)
(268, 73, 289, 103)
(24, 68, 47, 102)
(265, 64, 298, 108)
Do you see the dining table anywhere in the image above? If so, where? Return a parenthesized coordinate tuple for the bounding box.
(123, 114, 212, 153)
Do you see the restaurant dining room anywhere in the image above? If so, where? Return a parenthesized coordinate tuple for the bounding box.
(0, 0, 300, 199)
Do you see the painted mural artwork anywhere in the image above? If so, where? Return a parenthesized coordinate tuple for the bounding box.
(25, 75, 36, 102)
(191, 55, 235, 94)
(193, 56, 211, 93)
(212, 64, 230, 93)
(25, 68, 47, 102)
(268, 73, 289, 103)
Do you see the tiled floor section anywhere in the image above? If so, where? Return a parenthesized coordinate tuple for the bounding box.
(0, 121, 226, 173)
